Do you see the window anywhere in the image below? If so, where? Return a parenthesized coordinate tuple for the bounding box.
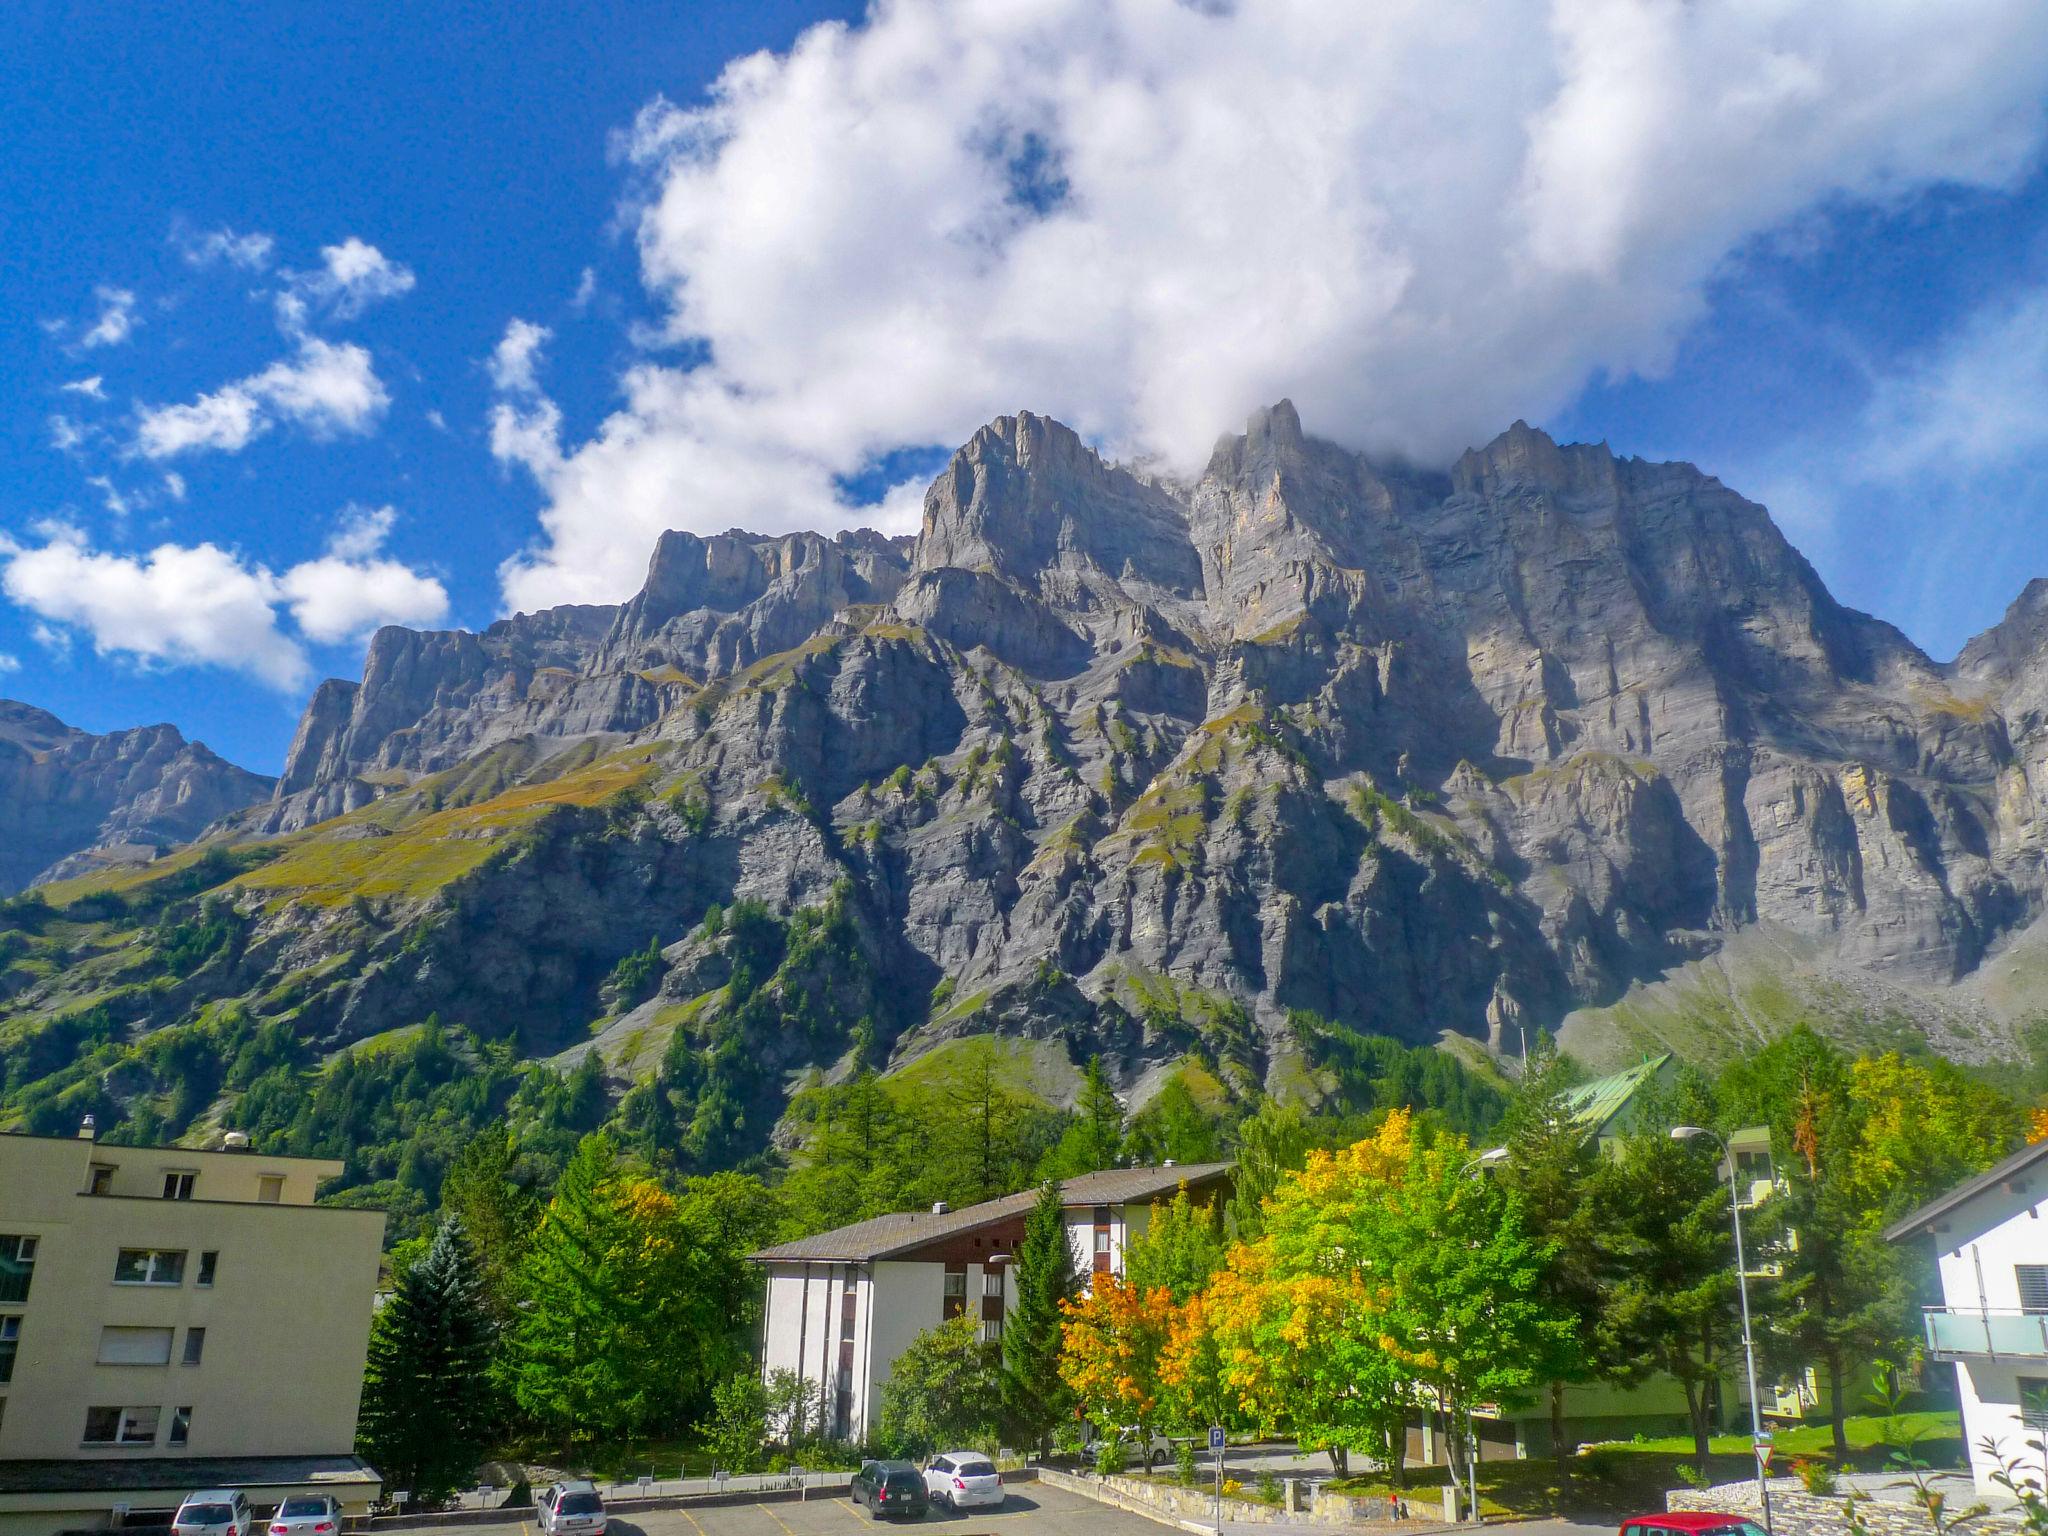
(2022, 1378, 2048, 1432)
(113, 1249, 186, 1285)
(981, 1316, 1004, 1343)
(162, 1171, 196, 1201)
(0, 1236, 31, 1304)
(0, 1315, 18, 1383)
(169, 1406, 192, 1448)
(257, 1175, 284, 1204)
(2020, 1266, 2048, 1314)
(182, 1327, 206, 1365)
(88, 1165, 115, 1196)
(942, 1263, 967, 1320)
(97, 1326, 174, 1365)
(83, 1406, 160, 1445)
(197, 1251, 218, 1287)
(1093, 1206, 1113, 1274)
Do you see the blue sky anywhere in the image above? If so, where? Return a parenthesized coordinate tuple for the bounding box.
(4, 1, 2046, 773)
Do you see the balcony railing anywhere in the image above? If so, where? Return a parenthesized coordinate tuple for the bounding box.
(1925, 1307, 2048, 1358)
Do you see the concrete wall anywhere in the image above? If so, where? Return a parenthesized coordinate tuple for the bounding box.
(864, 1260, 944, 1439)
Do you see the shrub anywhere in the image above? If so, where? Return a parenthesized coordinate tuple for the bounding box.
(1255, 1472, 1281, 1505)
(1094, 1440, 1126, 1477)
(1797, 1458, 1838, 1496)
(1175, 1440, 1198, 1486)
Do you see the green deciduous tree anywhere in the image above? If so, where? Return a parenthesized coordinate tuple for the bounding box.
(1225, 1098, 1314, 1242)
(1003, 1179, 1079, 1451)
(701, 1373, 769, 1475)
(509, 1134, 752, 1439)
(880, 1316, 1005, 1457)
(356, 1218, 496, 1506)
(440, 1128, 538, 1326)
(1123, 1183, 1227, 1303)
(1043, 1056, 1124, 1177)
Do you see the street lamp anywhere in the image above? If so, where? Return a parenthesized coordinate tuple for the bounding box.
(1672, 1126, 1773, 1534)
(1447, 1145, 1511, 1519)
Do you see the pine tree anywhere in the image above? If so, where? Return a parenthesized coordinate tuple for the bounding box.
(1044, 1056, 1125, 1177)
(440, 1129, 536, 1326)
(1003, 1179, 1079, 1452)
(356, 1218, 496, 1506)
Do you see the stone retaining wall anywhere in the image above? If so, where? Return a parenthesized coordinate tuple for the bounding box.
(1035, 1465, 1440, 1528)
(1669, 1480, 2025, 1536)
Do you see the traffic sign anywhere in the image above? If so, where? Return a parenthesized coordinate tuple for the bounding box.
(1209, 1426, 1226, 1453)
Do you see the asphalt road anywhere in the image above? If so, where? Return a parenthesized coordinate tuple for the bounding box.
(462, 1484, 1172, 1536)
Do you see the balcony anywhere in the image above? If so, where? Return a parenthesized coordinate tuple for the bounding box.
(1925, 1307, 2048, 1359)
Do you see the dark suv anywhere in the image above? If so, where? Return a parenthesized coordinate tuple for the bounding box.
(851, 1461, 929, 1520)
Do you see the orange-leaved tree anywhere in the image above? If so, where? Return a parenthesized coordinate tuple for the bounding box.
(1058, 1272, 1173, 1462)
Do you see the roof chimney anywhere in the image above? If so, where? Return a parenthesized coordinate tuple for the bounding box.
(931, 1201, 950, 1215)
(78, 1113, 97, 1141)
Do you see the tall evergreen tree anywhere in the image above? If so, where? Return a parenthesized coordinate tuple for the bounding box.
(357, 1219, 496, 1506)
(440, 1128, 537, 1326)
(1003, 1179, 1079, 1452)
(1044, 1055, 1125, 1177)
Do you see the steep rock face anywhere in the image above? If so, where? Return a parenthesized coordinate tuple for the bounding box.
(168, 403, 2048, 1091)
(0, 703, 271, 891)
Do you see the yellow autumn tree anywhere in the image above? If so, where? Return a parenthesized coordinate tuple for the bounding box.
(1058, 1273, 1173, 1447)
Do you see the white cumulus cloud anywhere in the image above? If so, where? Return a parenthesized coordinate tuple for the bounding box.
(80, 287, 138, 349)
(0, 511, 450, 688)
(497, 0, 2048, 612)
(489, 319, 552, 395)
(178, 225, 275, 271)
(61, 376, 107, 400)
(293, 237, 416, 319)
(135, 337, 389, 459)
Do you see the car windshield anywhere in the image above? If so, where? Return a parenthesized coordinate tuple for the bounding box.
(956, 1461, 996, 1478)
(558, 1496, 603, 1515)
(183, 1507, 235, 1524)
(279, 1503, 327, 1519)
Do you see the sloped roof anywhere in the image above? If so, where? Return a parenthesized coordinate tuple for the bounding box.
(1561, 1053, 1672, 1136)
(1883, 1135, 2048, 1244)
(752, 1162, 1231, 1263)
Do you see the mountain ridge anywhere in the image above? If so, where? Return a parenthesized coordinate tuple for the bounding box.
(6, 403, 2048, 1162)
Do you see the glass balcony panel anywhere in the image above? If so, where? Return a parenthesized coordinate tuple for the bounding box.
(1925, 1308, 2048, 1357)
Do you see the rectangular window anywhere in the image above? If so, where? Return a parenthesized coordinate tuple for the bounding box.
(162, 1171, 196, 1201)
(183, 1327, 206, 1366)
(113, 1249, 186, 1286)
(257, 1175, 284, 1204)
(2023, 1379, 2048, 1431)
(0, 1315, 19, 1383)
(197, 1251, 218, 1287)
(88, 1165, 115, 1196)
(2020, 1266, 2048, 1314)
(981, 1317, 1004, 1343)
(942, 1264, 967, 1320)
(1093, 1207, 1113, 1273)
(169, 1406, 192, 1447)
(0, 1236, 32, 1304)
(83, 1406, 159, 1445)
(97, 1326, 175, 1366)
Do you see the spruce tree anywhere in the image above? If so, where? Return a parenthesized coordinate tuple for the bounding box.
(440, 1129, 536, 1327)
(1003, 1179, 1079, 1452)
(357, 1218, 496, 1506)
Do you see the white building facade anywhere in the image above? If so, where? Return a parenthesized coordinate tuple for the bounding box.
(752, 1163, 1230, 1442)
(1889, 1138, 2048, 1498)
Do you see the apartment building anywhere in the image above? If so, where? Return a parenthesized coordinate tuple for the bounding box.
(0, 1125, 385, 1536)
(1888, 1136, 2048, 1500)
(751, 1163, 1232, 1442)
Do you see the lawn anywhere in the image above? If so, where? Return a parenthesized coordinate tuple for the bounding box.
(1605, 1411, 1962, 1465)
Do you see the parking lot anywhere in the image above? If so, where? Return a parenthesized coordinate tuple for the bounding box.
(447, 1483, 1171, 1536)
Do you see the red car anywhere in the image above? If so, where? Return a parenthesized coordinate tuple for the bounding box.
(1620, 1513, 1768, 1536)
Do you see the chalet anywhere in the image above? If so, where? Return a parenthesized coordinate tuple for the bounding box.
(751, 1163, 1230, 1441)
(1886, 1137, 2048, 1498)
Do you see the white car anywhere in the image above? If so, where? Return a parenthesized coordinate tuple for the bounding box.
(537, 1481, 608, 1536)
(924, 1452, 1003, 1510)
(173, 1491, 251, 1536)
(267, 1495, 340, 1536)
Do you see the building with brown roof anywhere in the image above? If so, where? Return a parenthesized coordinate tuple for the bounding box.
(751, 1163, 1229, 1441)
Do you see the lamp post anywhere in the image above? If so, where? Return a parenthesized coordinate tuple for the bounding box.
(1672, 1126, 1773, 1534)
(1450, 1146, 1510, 1521)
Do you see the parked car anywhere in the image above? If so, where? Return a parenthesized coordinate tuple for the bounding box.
(267, 1496, 340, 1536)
(1619, 1513, 1768, 1536)
(537, 1481, 608, 1536)
(173, 1491, 251, 1536)
(923, 1452, 1003, 1510)
(850, 1460, 929, 1520)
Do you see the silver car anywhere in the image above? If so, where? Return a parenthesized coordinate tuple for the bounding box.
(267, 1496, 340, 1536)
(173, 1492, 251, 1536)
(537, 1481, 608, 1536)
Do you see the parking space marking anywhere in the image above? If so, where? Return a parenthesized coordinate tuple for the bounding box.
(756, 1502, 801, 1536)
(676, 1505, 710, 1536)
(828, 1498, 865, 1526)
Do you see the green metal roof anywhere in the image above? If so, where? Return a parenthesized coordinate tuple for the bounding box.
(1561, 1053, 1672, 1136)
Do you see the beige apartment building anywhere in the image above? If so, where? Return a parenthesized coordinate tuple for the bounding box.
(0, 1125, 385, 1536)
